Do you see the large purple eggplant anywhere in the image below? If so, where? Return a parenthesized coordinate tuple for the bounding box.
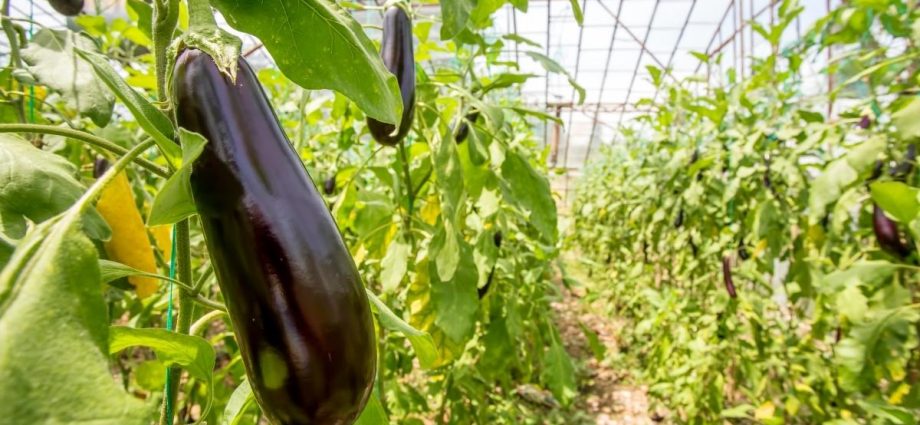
(366, 6, 415, 146)
(172, 49, 376, 425)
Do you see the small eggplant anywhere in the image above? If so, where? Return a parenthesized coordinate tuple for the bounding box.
(366, 6, 415, 146)
(48, 0, 83, 16)
(722, 256, 737, 298)
(478, 265, 495, 299)
(873, 204, 910, 258)
(323, 175, 336, 195)
(673, 208, 684, 229)
(454, 111, 480, 144)
(493, 230, 502, 248)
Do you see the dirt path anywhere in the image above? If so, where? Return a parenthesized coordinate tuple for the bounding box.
(553, 258, 655, 425)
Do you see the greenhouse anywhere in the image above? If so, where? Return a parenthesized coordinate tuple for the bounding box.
(0, 0, 917, 423)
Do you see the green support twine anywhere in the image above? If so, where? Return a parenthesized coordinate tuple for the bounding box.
(163, 225, 178, 421)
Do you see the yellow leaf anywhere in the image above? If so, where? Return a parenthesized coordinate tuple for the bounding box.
(752, 239, 769, 258)
(96, 172, 158, 298)
(150, 225, 172, 263)
(889, 383, 911, 405)
(754, 401, 775, 420)
(420, 195, 440, 225)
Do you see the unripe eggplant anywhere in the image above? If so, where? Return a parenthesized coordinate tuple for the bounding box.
(366, 6, 415, 146)
(323, 175, 336, 195)
(721, 256, 737, 298)
(48, 0, 82, 16)
(873, 204, 910, 258)
(737, 239, 749, 261)
(173, 49, 376, 425)
(454, 111, 480, 144)
(478, 265, 495, 299)
(892, 144, 916, 181)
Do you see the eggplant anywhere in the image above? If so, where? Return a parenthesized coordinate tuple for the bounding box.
(478, 265, 495, 299)
(323, 175, 336, 195)
(493, 230, 502, 248)
(721, 256, 737, 298)
(173, 49, 376, 425)
(892, 144, 916, 181)
(737, 240, 750, 261)
(858, 114, 871, 129)
(366, 6, 415, 146)
(873, 204, 910, 258)
(673, 208, 684, 228)
(48, 0, 83, 16)
(454, 111, 480, 144)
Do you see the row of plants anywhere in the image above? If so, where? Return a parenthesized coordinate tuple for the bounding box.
(570, 0, 920, 423)
(0, 0, 588, 423)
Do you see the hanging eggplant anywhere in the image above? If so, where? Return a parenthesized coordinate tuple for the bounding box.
(454, 111, 480, 144)
(173, 49, 376, 425)
(873, 204, 910, 258)
(721, 256, 737, 299)
(323, 175, 336, 195)
(48, 0, 83, 16)
(366, 6, 415, 146)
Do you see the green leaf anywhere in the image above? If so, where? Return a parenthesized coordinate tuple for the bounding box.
(870, 181, 920, 223)
(430, 243, 478, 344)
(75, 47, 180, 165)
(221, 379, 255, 425)
(109, 326, 216, 422)
(433, 221, 461, 282)
(821, 260, 898, 293)
(380, 238, 409, 292)
(211, 0, 403, 125)
(568, 0, 584, 25)
(836, 307, 920, 392)
(525, 51, 585, 104)
(440, 0, 476, 40)
(809, 136, 885, 223)
(481, 73, 537, 93)
(365, 289, 439, 369)
(0, 221, 150, 424)
(578, 323, 606, 361)
(510, 106, 564, 124)
(98, 259, 181, 286)
(109, 326, 215, 386)
(501, 151, 558, 244)
(0, 134, 109, 243)
(148, 129, 208, 225)
(355, 391, 388, 425)
(542, 337, 576, 406)
(21, 29, 114, 127)
(893, 97, 920, 140)
(502, 33, 541, 48)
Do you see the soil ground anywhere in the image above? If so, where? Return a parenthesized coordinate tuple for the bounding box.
(553, 256, 654, 425)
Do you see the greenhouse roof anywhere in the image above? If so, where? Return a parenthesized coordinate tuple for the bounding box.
(7, 0, 835, 177)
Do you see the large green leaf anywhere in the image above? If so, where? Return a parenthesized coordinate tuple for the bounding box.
(809, 136, 885, 222)
(501, 150, 558, 244)
(354, 391, 388, 425)
(148, 129, 208, 225)
(0, 221, 150, 423)
(430, 243, 478, 344)
(542, 337, 576, 406)
(0, 134, 109, 243)
(892, 95, 920, 141)
(109, 326, 215, 387)
(440, 0, 476, 40)
(221, 379, 255, 425)
(21, 29, 114, 127)
(870, 181, 920, 223)
(211, 0, 403, 125)
(365, 289, 439, 369)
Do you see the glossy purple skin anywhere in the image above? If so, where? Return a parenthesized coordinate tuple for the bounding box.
(366, 6, 415, 146)
(721, 256, 737, 299)
(48, 0, 82, 16)
(173, 49, 376, 425)
(873, 204, 910, 258)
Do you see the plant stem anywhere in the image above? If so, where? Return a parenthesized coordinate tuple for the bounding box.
(397, 143, 416, 247)
(160, 220, 193, 425)
(0, 124, 170, 178)
(1, 0, 26, 124)
(152, 0, 179, 103)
